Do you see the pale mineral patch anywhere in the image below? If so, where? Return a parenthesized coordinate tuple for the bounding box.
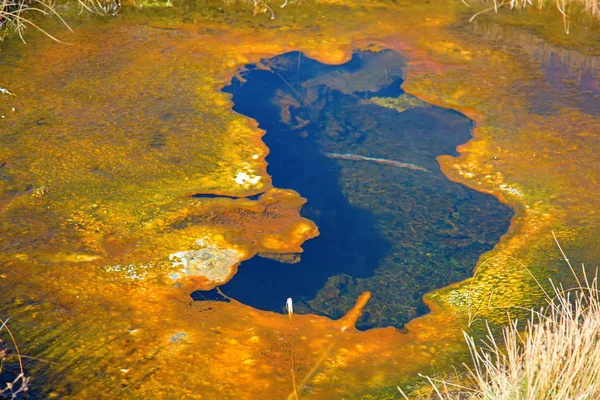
(105, 263, 156, 280)
(234, 171, 261, 189)
(169, 237, 244, 283)
(499, 183, 524, 197)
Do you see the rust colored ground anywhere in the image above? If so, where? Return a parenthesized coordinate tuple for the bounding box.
(0, 0, 599, 398)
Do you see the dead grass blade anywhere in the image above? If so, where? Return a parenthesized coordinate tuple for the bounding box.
(419, 233, 600, 399)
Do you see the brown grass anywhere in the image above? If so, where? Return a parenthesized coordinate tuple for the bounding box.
(77, 0, 120, 16)
(0, 318, 28, 399)
(466, 0, 600, 33)
(401, 234, 600, 399)
(0, 0, 73, 42)
(0, 0, 123, 42)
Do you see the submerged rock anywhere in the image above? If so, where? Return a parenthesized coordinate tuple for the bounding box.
(257, 251, 302, 264)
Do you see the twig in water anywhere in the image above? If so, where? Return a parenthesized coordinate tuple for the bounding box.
(0, 87, 14, 96)
(286, 298, 299, 400)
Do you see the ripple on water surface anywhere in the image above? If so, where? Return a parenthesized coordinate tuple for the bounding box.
(192, 50, 514, 330)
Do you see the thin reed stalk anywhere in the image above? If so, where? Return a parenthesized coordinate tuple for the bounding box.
(286, 297, 299, 400)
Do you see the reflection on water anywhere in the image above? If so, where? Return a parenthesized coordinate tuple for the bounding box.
(468, 20, 600, 116)
(193, 50, 514, 330)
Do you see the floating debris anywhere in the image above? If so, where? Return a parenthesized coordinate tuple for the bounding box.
(364, 94, 432, 113)
(323, 152, 429, 172)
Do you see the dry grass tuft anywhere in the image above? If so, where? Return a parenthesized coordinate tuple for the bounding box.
(223, 0, 300, 19)
(401, 233, 600, 399)
(0, 0, 291, 42)
(461, 273, 600, 399)
(0, 0, 121, 42)
(465, 0, 600, 34)
(0, 318, 28, 400)
(0, 0, 74, 42)
(77, 0, 121, 16)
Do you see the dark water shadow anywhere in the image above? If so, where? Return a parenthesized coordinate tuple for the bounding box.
(192, 50, 514, 330)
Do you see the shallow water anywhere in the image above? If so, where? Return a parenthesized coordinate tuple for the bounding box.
(192, 50, 514, 329)
(466, 20, 600, 116)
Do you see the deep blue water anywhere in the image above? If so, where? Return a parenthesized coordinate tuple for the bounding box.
(191, 50, 513, 330)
